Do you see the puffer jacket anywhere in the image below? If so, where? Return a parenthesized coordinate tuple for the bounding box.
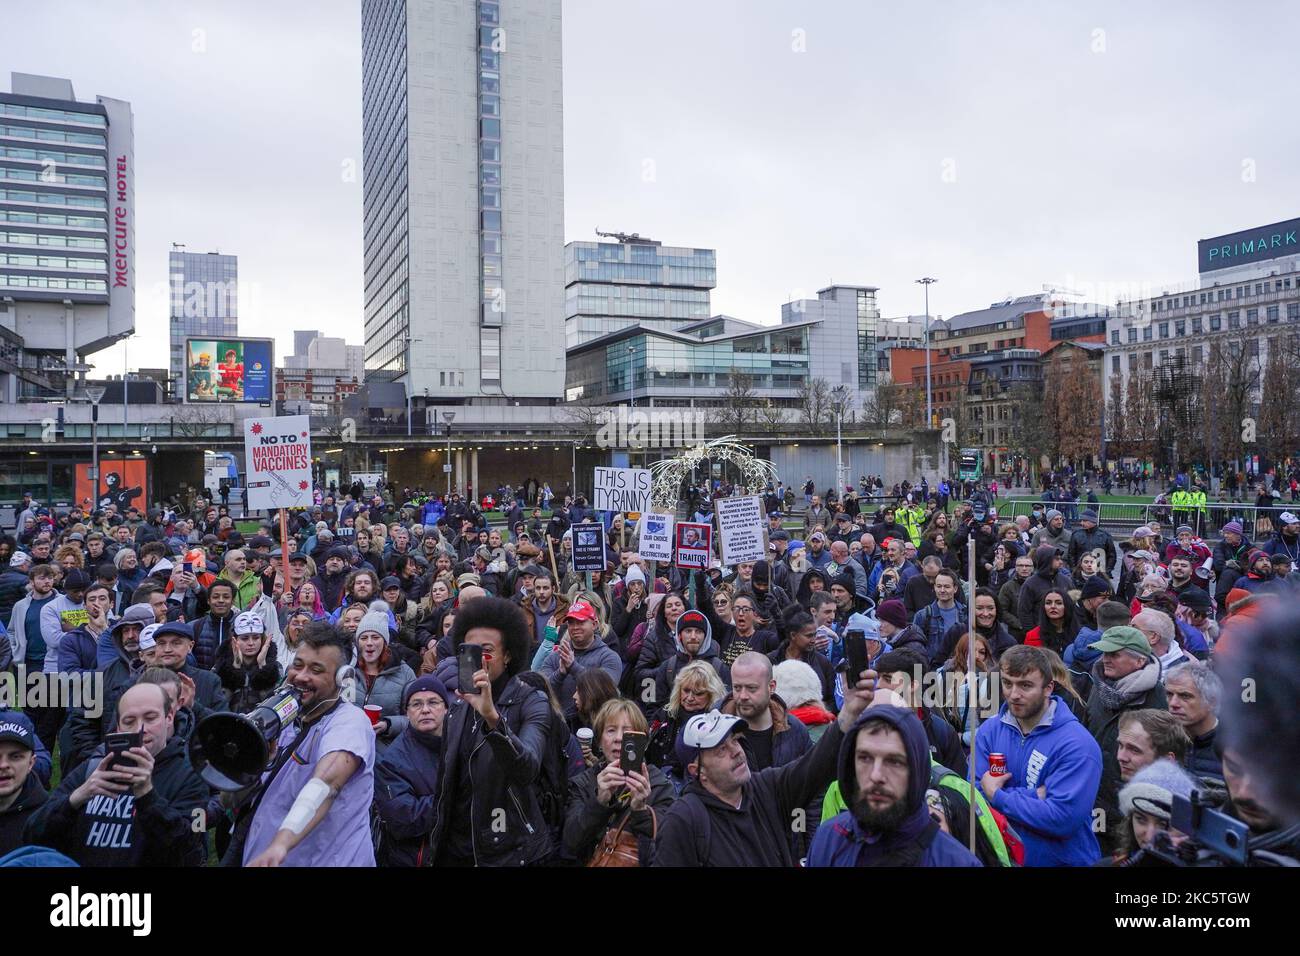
(190, 610, 235, 671)
(350, 652, 417, 749)
(374, 724, 443, 867)
(430, 673, 554, 866)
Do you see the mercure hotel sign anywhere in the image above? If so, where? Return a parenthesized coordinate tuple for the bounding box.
(1198, 216, 1300, 273)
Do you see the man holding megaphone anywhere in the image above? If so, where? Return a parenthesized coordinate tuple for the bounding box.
(235, 621, 377, 867)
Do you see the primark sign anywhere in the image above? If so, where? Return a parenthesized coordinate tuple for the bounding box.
(1198, 216, 1300, 273)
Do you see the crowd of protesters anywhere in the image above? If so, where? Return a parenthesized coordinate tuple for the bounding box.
(0, 469, 1296, 869)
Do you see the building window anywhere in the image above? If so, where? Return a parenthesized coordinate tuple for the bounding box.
(1127, 328, 1137, 344)
(1267, 305, 1279, 323)
(1210, 314, 1221, 331)
(1111, 355, 1120, 374)
(1192, 316, 1202, 334)
(1158, 323, 1168, 338)
(1142, 326, 1152, 341)
(1247, 309, 1258, 325)
(1111, 330, 1119, 344)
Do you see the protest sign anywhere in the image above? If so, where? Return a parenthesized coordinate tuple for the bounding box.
(571, 523, 608, 573)
(592, 467, 652, 514)
(638, 512, 675, 562)
(674, 521, 713, 569)
(244, 415, 313, 511)
(715, 495, 768, 565)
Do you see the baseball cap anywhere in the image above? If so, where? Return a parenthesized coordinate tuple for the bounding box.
(233, 611, 266, 635)
(1133, 526, 1154, 538)
(1089, 625, 1152, 658)
(154, 621, 194, 643)
(138, 622, 161, 651)
(845, 611, 881, 642)
(770, 529, 789, 542)
(380, 575, 402, 590)
(674, 710, 748, 772)
(9, 552, 29, 567)
(1282, 512, 1299, 526)
(1130, 549, 1159, 563)
(289, 551, 310, 563)
(565, 599, 599, 623)
(0, 712, 37, 752)
(809, 531, 828, 543)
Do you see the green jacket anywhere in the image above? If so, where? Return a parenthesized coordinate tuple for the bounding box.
(218, 568, 261, 611)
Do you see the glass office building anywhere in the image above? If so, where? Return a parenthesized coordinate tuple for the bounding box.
(361, 0, 565, 402)
(0, 73, 133, 401)
(169, 249, 238, 398)
(565, 239, 716, 348)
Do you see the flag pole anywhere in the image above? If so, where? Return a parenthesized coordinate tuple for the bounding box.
(966, 534, 978, 858)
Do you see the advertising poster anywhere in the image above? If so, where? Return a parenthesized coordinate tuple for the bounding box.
(75, 459, 149, 513)
(186, 338, 273, 402)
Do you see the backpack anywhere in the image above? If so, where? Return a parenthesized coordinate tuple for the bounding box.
(534, 703, 575, 833)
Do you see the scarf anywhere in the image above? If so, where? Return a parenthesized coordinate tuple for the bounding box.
(1092, 658, 1161, 711)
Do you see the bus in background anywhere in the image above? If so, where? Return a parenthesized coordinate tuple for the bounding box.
(957, 448, 983, 482)
(204, 451, 241, 503)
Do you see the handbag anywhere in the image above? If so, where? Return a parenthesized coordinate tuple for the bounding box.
(588, 806, 656, 868)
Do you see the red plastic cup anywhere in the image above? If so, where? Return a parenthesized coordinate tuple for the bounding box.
(364, 705, 383, 726)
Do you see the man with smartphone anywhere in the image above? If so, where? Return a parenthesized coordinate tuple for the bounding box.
(653, 664, 876, 867)
(23, 682, 209, 865)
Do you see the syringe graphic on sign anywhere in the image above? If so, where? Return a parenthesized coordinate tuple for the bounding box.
(246, 419, 312, 510)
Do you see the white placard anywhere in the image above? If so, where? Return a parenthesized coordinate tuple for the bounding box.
(714, 495, 768, 565)
(350, 472, 384, 492)
(637, 512, 675, 562)
(592, 467, 652, 513)
(244, 415, 313, 511)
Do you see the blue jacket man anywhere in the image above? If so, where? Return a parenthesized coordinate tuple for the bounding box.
(975, 681, 1102, 867)
(808, 706, 981, 867)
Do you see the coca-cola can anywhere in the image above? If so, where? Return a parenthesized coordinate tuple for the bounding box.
(989, 753, 1007, 776)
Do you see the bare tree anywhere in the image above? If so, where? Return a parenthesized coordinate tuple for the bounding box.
(557, 394, 612, 443)
(714, 370, 758, 432)
(796, 377, 832, 435)
(756, 397, 787, 434)
(863, 375, 909, 430)
(170, 404, 227, 440)
(1043, 348, 1103, 466)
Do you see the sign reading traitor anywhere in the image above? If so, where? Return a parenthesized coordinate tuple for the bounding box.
(244, 414, 313, 511)
(571, 523, 608, 573)
(637, 512, 675, 562)
(715, 495, 768, 566)
(674, 522, 713, 569)
(592, 467, 652, 514)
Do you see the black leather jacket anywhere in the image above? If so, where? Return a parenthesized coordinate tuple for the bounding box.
(430, 674, 554, 866)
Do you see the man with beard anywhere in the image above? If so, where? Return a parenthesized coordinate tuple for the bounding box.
(653, 668, 875, 866)
(808, 705, 980, 866)
(239, 622, 376, 866)
(976, 645, 1103, 866)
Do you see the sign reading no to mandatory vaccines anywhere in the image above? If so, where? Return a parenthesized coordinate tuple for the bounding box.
(715, 495, 768, 565)
(244, 414, 313, 511)
(592, 467, 652, 514)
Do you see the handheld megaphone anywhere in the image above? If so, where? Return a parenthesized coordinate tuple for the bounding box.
(189, 686, 302, 791)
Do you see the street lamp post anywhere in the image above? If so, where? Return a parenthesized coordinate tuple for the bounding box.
(916, 277, 938, 427)
(441, 411, 456, 498)
(86, 384, 107, 507)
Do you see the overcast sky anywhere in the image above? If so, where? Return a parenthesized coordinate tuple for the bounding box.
(8, 0, 1299, 374)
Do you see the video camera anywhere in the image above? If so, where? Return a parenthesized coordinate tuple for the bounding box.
(1141, 791, 1299, 867)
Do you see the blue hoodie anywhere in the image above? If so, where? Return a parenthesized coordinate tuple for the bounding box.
(974, 695, 1102, 866)
(807, 706, 981, 867)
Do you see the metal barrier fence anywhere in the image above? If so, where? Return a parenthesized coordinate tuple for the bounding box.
(999, 499, 1297, 544)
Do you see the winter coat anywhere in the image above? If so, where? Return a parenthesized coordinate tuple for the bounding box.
(912, 600, 968, 668)
(350, 654, 417, 748)
(538, 636, 623, 722)
(55, 623, 108, 676)
(0, 569, 29, 625)
(1185, 725, 1224, 785)
(653, 720, 846, 867)
(997, 575, 1032, 640)
(218, 567, 262, 611)
(1085, 657, 1166, 852)
(22, 734, 209, 866)
(213, 640, 282, 714)
(562, 761, 675, 865)
(1016, 549, 1073, 629)
(430, 674, 554, 866)
(373, 725, 442, 867)
(1067, 526, 1118, 572)
(190, 610, 235, 671)
(975, 696, 1103, 866)
(63, 622, 148, 773)
(0, 773, 47, 857)
(939, 621, 1016, 666)
(808, 707, 981, 867)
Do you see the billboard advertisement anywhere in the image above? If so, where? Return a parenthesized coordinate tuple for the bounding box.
(185, 337, 274, 402)
(75, 460, 149, 513)
(1198, 216, 1300, 273)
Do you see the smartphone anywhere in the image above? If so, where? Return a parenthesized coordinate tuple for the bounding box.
(104, 730, 142, 770)
(620, 731, 647, 776)
(844, 630, 870, 687)
(183, 561, 194, 575)
(457, 644, 484, 694)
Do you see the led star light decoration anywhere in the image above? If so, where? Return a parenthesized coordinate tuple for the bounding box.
(649, 435, 778, 511)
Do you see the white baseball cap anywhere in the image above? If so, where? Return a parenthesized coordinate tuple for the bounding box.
(138, 622, 161, 651)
